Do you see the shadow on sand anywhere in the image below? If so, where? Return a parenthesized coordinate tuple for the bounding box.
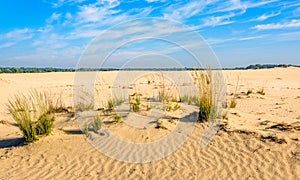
(0, 138, 24, 149)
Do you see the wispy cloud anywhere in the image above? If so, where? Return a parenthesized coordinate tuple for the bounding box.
(238, 35, 266, 41)
(205, 35, 267, 45)
(253, 19, 300, 30)
(209, 0, 277, 14)
(76, 0, 121, 23)
(0, 42, 16, 49)
(201, 13, 235, 27)
(0, 28, 34, 49)
(46, 12, 62, 23)
(49, 0, 85, 8)
(3, 28, 33, 40)
(163, 0, 211, 20)
(277, 31, 300, 41)
(145, 0, 166, 3)
(251, 12, 281, 21)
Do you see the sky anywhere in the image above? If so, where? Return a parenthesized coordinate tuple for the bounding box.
(0, 0, 300, 68)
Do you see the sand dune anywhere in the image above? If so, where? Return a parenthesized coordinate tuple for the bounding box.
(0, 67, 299, 179)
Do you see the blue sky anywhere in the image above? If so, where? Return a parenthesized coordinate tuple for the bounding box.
(0, 0, 300, 68)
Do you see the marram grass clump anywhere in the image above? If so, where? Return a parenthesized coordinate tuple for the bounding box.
(192, 68, 218, 122)
(7, 90, 56, 143)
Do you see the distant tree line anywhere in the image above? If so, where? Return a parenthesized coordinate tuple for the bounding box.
(222, 64, 299, 70)
(0, 67, 75, 73)
(0, 64, 299, 73)
(245, 64, 298, 69)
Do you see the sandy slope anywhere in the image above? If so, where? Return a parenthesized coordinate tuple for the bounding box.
(0, 68, 299, 179)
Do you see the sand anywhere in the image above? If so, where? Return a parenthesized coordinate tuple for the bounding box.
(0, 67, 299, 179)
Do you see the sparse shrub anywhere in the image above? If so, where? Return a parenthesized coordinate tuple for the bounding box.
(107, 99, 114, 110)
(91, 115, 102, 133)
(173, 103, 180, 111)
(75, 90, 94, 112)
(83, 123, 89, 134)
(257, 87, 265, 95)
(75, 102, 94, 112)
(180, 95, 199, 105)
(165, 102, 180, 112)
(114, 114, 122, 124)
(229, 99, 237, 108)
(7, 90, 56, 143)
(0, 120, 6, 124)
(112, 98, 124, 107)
(246, 89, 253, 95)
(229, 75, 239, 109)
(129, 93, 141, 112)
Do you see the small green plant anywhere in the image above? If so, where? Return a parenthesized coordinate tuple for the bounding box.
(75, 102, 94, 112)
(257, 87, 265, 95)
(129, 93, 141, 112)
(91, 115, 102, 132)
(107, 99, 114, 110)
(180, 95, 199, 105)
(83, 123, 89, 134)
(114, 114, 122, 124)
(165, 102, 180, 112)
(112, 98, 124, 107)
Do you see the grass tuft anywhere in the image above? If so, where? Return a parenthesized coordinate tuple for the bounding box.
(114, 114, 122, 124)
(229, 99, 237, 108)
(91, 115, 102, 133)
(129, 93, 141, 112)
(7, 90, 56, 143)
(257, 87, 265, 95)
(192, 68, 214, 122)
(246, 89, 253, 95)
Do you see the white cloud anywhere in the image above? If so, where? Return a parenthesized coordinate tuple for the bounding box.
(46, 12, 62, 23)
(50, 0, 85, 8)
(238, 35, 266, 41)
(202, 13, 235, 27)
(0, 42, 16, 49)
(65, 12, 72, 19)
(76, 0, 122, 24)
(251, 12, 281, 21)
(0, 28, 34, 49)
(253, 19, 300, 30)
(163, 0, 211, 20)
(209, 0, 277, 14)
(145, 0, 165, 2)
(67, 29, 104, 39)
(2, 28, 33, 41)
(37, 25, 53, 33)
